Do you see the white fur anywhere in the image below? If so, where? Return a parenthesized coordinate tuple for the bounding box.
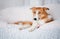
(33, 10, 39, 20)
(38, 20, 45, 25)
(28, 21, 38, 31)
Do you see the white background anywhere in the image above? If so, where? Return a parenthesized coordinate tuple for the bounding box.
(0, 0, 60, 10)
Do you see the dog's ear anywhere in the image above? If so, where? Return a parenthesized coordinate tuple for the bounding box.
(43, 7, 49, 10)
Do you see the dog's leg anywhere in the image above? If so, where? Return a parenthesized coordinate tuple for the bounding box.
(45, 15, 54, 23)
(19, 24, 32, 30)
(28, 21, 38, 32)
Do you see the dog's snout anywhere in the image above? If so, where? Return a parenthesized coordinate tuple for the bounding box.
(34, 18, 37, 20)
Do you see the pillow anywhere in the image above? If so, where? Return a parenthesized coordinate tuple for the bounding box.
(0, 7, 33, 23)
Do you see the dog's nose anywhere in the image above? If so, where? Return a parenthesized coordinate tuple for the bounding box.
(34, 18, 37, 20)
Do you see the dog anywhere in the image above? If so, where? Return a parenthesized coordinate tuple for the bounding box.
(10, 7, 53, 32)
(28, 7, 54, 31)
(31, 7, 53, 25)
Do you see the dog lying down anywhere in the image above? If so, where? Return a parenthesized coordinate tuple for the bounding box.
(9, 7, 54, 32)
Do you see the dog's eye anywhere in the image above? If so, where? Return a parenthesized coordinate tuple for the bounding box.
(38, 12, 40, 14)
(33, 12, 36, 14)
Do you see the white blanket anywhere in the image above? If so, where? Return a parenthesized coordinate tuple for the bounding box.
(0, 20, 60, 39)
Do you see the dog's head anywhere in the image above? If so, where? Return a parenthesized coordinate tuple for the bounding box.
(30, 7, 49, 21)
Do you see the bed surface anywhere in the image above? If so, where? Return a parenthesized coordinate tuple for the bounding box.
(0, 20, 60, 39)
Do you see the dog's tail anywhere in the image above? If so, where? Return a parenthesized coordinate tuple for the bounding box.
(8, 21, 22, 25)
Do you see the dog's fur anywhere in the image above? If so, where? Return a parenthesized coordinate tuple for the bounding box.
(11, 7, 53, 32)
(31, 7, 53, 23)
(13, 21, 32, 25)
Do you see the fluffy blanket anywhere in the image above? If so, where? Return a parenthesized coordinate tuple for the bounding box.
(0, 20, 60, 39)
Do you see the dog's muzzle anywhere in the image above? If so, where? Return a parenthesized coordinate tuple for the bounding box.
(34, 18, 37, 20)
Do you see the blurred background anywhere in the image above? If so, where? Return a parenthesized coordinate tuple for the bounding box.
(0, 0, 60, 10)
